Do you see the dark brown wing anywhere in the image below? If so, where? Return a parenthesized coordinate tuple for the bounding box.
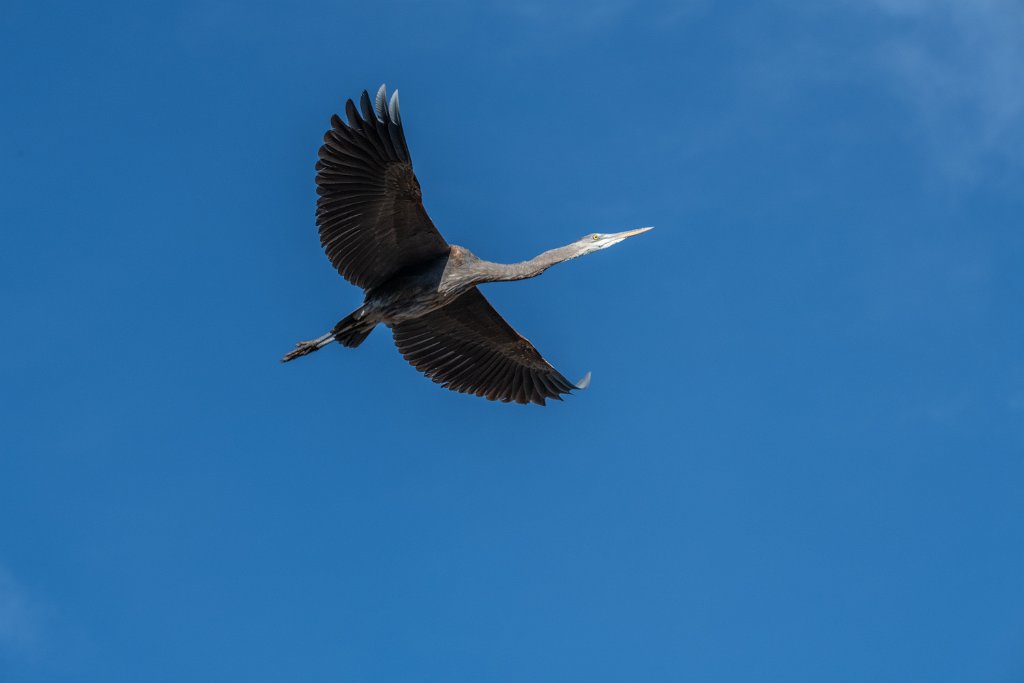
(392, 288, 587, 405)
(316, 85, 449, 290)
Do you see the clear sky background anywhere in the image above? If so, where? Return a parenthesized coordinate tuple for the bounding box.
(2, 1, 1023, 681)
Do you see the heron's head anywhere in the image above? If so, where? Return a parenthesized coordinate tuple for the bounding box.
(577, 227, 653, 255)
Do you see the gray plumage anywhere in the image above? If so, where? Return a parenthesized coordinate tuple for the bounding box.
(283, 84, 651, 405)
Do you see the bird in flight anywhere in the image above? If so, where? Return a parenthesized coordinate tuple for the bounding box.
(283, 84, 651, 405)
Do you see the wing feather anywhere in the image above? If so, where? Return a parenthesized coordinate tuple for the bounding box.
(316, 85, 448, 289)
(392, 288, 584, 405)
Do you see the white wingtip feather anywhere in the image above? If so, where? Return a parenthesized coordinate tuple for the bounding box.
(374, 84, 388, 120)
(389, 90, 401, 124)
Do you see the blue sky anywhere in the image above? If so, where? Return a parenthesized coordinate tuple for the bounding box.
(2, 0, 1023, 680)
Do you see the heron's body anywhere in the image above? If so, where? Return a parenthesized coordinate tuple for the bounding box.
(364, 246, 477, 322)
(283, 85, 651, 405)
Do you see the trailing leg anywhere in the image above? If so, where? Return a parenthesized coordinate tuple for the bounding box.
(281, 306, 376, 363)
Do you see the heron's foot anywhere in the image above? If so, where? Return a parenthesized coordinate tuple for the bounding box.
(281, 340, 319, 363)
(281, 332, 335, 363)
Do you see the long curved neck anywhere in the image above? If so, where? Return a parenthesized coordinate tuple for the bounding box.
(479, 243, 582, 283)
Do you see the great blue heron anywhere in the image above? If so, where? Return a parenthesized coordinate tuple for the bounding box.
(283, 85, 651, 405)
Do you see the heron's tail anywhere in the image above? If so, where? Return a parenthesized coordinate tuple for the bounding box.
(281, 307, 375, 363)
(331, 308, 375, 348)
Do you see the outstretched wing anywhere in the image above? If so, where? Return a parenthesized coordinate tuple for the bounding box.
(392, 288, 588, 406)
(316, 85, 449, 290)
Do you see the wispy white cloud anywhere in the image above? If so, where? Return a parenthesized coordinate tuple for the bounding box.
(744, 1, 1024, 182)
(0, 565, 39, 654)
(864, 0, 1024, 180)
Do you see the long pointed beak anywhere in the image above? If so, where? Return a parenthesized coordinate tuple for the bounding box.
(611, 226, 653, 240)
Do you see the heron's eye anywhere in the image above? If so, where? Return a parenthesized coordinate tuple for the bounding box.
(592, 234, 600, 240)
